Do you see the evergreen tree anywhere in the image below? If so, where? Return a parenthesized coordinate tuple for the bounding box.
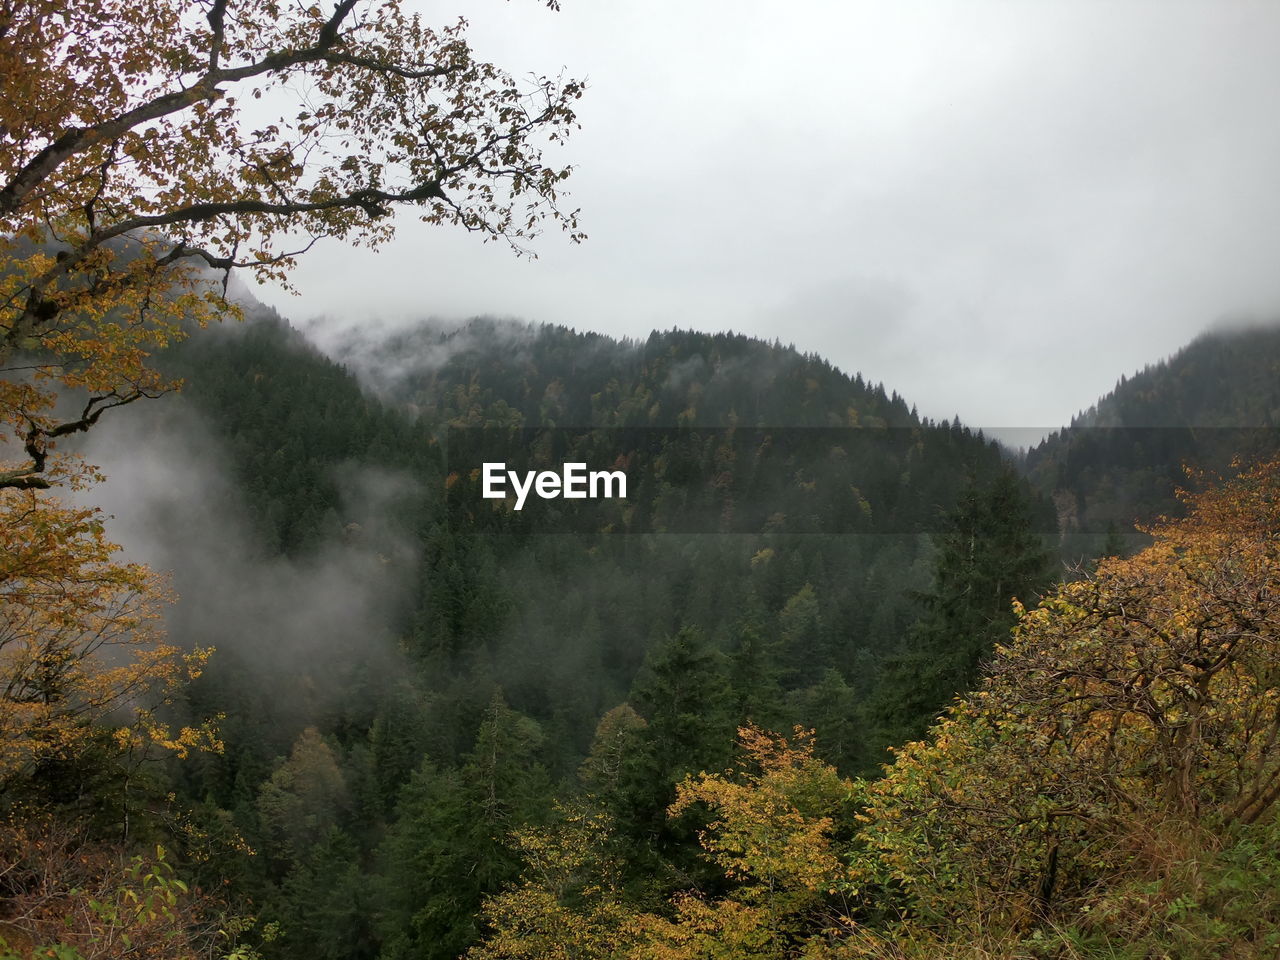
(279, 827, 375, 960)
(865, 467, 1055, 761)
(630, 627, 734, 784)
(375, 692, 552, 960)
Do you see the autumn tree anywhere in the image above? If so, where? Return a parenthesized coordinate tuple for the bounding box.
(254, 726, 350, 867)
(2, 2, 582, 950)
(850, 458, 1280, 952)
(1, 0, 584, 489)
(578, 703, 648, 808)
(627, 725, 858, 959)
(466, 805, 636, 960)
(0, 489, 216, 793)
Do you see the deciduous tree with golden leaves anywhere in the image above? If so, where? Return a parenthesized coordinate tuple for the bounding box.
(629, 726, 858, 960)
(850, 457, 1280, 953)
(0, 488, 217, 791)
(1, 0, 583, 488)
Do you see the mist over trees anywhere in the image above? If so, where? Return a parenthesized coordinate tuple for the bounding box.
(7, 296, 1277, 958)
(4, 0, 1280, 956)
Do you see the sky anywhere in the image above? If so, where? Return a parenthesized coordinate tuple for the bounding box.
(253, 0, 1280, 432)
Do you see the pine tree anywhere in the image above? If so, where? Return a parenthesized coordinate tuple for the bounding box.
(374, 692, 552, 960)
(865, 467, 1054, 760)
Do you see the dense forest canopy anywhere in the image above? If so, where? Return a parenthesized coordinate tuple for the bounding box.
(6, 294, 1279, 959)
(3, 0, 1280, 956)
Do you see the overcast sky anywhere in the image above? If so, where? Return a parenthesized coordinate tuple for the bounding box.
(254, 0, 1280, 431)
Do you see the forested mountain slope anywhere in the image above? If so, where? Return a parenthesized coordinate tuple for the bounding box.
(75, 308, 1050, 959)
(327, 317, 920, 429)
(31, 306, 1278, 960)
(1026, 321, 1280, 542)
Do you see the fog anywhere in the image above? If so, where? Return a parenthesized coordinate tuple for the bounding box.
(253, 0, 1280, 433)
(76, 398, 421, 705)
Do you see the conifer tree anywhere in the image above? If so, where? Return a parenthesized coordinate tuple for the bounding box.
(866, 467, 1054, 758)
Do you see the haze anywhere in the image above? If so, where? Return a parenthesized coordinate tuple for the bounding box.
(254, 0, 1280, 430)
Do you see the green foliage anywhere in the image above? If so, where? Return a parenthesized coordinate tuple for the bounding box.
(631, 627, 735, 782)
(865, 466, 1054, 762)
(374, 693, 554, 959)
(277, 828, 372, 960)
(1018, 816, 1280, 959)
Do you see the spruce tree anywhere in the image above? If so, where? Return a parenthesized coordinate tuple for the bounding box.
(865, 467, 1054, 763)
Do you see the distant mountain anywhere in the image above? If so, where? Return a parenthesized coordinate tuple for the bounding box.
(1025, 321, 1280, 542)
(145, 309, 1050, 772)
(316, 316, 1054, 541)
(322, 315, 923, 429)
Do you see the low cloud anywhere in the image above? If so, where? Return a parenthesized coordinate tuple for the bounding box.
(74, 398, 420, 708)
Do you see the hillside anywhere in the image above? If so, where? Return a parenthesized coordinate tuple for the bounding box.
(14, 306, 1274, 960)
(54, 308, 1051, 959)
(1025, 321, 1280, 545)
(325, 317, 920, 429)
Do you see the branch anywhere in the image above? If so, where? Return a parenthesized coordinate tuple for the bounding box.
(114, 180, 444, 246)
(0, 81, 221, 217)
(319, 51, 457, 79)
(316, 0, 360, 52)
(0, 0, 460, 216)
(159, 233, 324, 272)
(205, 0, 229, 72)
(5, 179, 443, 342)
(0, 391, 153, 491)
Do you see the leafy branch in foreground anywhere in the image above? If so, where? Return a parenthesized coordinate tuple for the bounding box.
(0, 489, 219, 789)
(1, 0, 584, 488)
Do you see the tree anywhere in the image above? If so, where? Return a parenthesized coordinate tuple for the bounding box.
(468, 460, 1280, 960)
(0, 489, 216, 791)
(375, 693, 552, 960)
(851, 458, 1280, 948)
(578, 703, 648, 805)
(255, 727, 349, 867)
(0, 4, 583, 942)
(778, 583, 824, 685)
(789, 669, 860, 772)
(469, 727, 859, 960)
(866, 466, 1053, 756)
(630, 627, 734, 783)
(466, 805, 636, 960)
(278, 827, 373, 960)
(1, 0, 584, 489)
(629, 726, 857, 960)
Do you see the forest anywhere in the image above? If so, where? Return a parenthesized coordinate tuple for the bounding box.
(4, 301, 1280, 959)
(5, 0, 1280, 956)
